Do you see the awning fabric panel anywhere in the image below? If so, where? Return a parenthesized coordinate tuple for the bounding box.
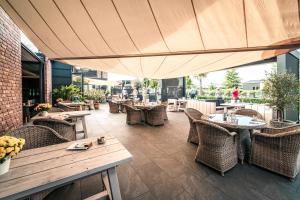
(61, 50, 268, 79)
(1, 0, 299, 78)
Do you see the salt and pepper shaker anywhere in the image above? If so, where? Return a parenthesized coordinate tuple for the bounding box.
(97, 136, 105, 145)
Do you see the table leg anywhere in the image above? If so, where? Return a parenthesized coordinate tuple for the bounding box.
(108, 167, 122, 200)
(82, 116, 88, 138)
(237, 129, 251, 164)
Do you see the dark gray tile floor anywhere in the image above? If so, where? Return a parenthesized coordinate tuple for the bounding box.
(49, 104, 300, 200)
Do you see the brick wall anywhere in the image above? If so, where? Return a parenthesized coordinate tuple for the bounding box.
(44, 58, 52, 104)
(0, 7, 22, 135)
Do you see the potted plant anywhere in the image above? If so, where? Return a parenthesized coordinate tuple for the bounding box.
(52, 84, 81, 102)
(0, 136, 25, 175)
(34, 103, 52, 116)
(94, 90, 105, 110)
(84, 90, 105, 110)
(263, 71, 299, 127)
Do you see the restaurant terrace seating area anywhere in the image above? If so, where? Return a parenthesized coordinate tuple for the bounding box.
(1, 1, 300, 200)
(21, 104, 299, 200)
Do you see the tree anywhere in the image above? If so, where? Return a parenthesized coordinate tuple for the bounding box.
(149, 79, 159, 91)
(185, 76, 192, 90)
(209, 82, 216, 91)
(195, 73, 207, 96)
(224, 69, 241, 89)
(263, 71, 299, 121)
(143, 78, 150, 89)
(133, 79, 142, 94)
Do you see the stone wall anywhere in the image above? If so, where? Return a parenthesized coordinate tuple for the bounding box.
(0, 7, 22, 135)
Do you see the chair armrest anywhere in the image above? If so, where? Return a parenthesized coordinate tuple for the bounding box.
(262, 125, 300, 134)
(228, 131, 237, 136)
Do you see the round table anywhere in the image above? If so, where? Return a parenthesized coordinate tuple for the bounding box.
(207, 114, 267, 163)
(134, 104, 159, 110)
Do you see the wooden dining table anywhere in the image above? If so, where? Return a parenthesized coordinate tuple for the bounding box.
(32, 111, 91, 139)
(134, 103, 160, 110)
(207, 113, 267, 163)
(59, 102, 91, 110)
(0, 136, 132, 200)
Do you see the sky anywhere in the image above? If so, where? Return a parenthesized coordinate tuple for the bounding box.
(21, 32, 274, 83)
(198, 63, 274, 87)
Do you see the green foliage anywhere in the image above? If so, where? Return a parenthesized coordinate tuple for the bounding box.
(133, 79, 142, 90)
(263, 71, 299, 120)
(196, 95, 268, 104)
(195, 73, 207, 96)
(239, 98, 269, 104)
(195, 73, 207, 79)
(224, 69, 241, 89)
(149, 79, 159, 90)
(185, 76, 193, 90)
(143, 78, 150, 89)
(208, 83, 216, 91)
(84, 90, 105, 102)
(52, 84, 81, 101)
(223, 89, 232, 97)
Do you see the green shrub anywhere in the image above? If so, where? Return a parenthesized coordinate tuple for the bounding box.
(52, 84, 81, 102)
(196, 95, 269, 104)
(84, 90, 105, 102)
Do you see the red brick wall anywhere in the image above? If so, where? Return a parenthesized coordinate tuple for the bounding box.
(0, 8, 22, 135)
(44, 58, 52, 104)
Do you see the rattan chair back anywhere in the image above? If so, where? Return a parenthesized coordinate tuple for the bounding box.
(7, 125, 69, 150)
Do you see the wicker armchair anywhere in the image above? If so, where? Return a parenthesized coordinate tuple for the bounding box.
(108, 101, 119, 113)
(33, 118, 76, 141)
(48, 107, 65, 113)
(161, 102, 168, 120)
(7, 125, 70, 150)
(145, 105, 165, 126)
(184, 108, 203, 144)
(7, 125, 70, 200)
(121, 100, 134, 113)
(125, 105, 143, 125)
(167, 99, 178, 112)
(194, 120, 238, 176)
(250, 125, 300, 179)
(57, 103, 77, 112)
(234, 109, 264, 120)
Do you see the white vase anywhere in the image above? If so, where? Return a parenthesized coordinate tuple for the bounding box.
(0, 157, 11, 176)
(39, 111, 48, 117)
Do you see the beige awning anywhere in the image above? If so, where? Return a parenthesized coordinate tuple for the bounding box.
(1, 0, 300, 78)
(84, 77, 119, 86)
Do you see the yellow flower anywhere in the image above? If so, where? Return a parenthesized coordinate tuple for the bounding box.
(19, 138, 25, 145)
(0, 152, 5, 160)
(9, 151, 16, 157)
(0, 147, 4, 154)
(0, 136, 25, 159)
(19, 144, 24, 150)
(5, 147, 14, 153)
(14, 146, 20, 154)
(0, 140, 6, 147)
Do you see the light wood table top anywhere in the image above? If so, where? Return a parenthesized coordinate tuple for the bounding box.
(134, 103, 162, 109)
(59, 102, 87, 106)
(32, 111, 91, 120)
(0, 136, 132, 200)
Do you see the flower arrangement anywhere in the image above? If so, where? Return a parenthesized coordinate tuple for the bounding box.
(0, 136, 25, 163)
(34, 103, 52, 112)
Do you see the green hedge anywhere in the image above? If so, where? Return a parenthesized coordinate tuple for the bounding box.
(196, 96, 269, 104)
